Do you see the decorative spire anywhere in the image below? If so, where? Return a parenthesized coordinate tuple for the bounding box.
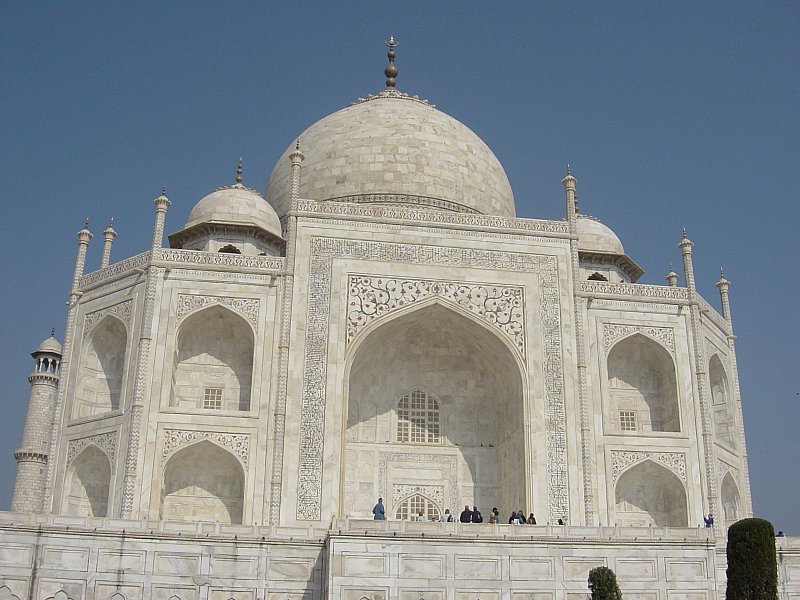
(51, 327, 55, 337)
(566, 163, 571, 176)
(295, 139, 300, 150)
(83, 217, 90, 230)
(666, 262, 679, 287)
(236, 158, 243, 185)
(682, 226, 687, 239)
(384, 36, 398, 88)
(161, 184, 167, 196)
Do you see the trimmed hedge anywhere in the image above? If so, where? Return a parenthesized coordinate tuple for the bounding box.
(726, 518, 778, 600)
(588, 566, 623, 600)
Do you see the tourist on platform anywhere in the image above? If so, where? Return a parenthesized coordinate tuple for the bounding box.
(471, 506, 483, 523)
(557, 518, 565, 525)
(527, 513, 537, 525)
(516, 510, 526, 524)
(416, 511, 427, 522)
(509, 511, 519, 524)
(488, 507, 500, 524)
(460, 505, 473, 523)
(443, 508, 456, 522)
(372, 498, 385, 520)
(704, 513, 714, 528)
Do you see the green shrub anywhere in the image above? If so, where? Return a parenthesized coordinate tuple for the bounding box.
(726, 518, 778, 600)
(588, 566, 623, 600)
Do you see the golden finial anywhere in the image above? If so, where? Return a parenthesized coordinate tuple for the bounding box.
(682, 226, 687, 239)
(236, 158, 243, 184)
(384, 35, 398, 88)
(84, 217, 90, 229)
(566, 163, 571, 176)
(720, 266, 724, 278)
(161, 184, 167, 196)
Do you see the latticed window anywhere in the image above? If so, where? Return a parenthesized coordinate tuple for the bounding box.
(395, 494, 441, 521)
(203, 387, 223, 410)
(619, 410, 637, 431)
(397, 389, 440, 444)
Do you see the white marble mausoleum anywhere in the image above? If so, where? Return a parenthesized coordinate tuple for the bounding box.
(2, 41, 798, 600)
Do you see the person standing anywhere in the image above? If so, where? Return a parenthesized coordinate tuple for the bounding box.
(471, 506, 483, 523)
(372, 498, 385, 520)
(527, 513, 537, 525)
(443, 508, 455, 522)
(704, 513, 714, 527)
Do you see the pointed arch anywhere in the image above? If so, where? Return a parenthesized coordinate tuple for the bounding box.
(709, 354, 736, 449)
(75, 315, 127, 418)
(161, 440, 245, 524)
(614, 459, 688, 527)
(607, 333, 680, 432)
(395, 493, 441, 521)
(344, 300, 527, 520)
(109, 594, 126, 600)
(0, 586, 21, 600)
(64, 444, 111, 518)
(171, 304, 254, 411)
(50, 591, 72, 600)
(721, 472, 741, 522)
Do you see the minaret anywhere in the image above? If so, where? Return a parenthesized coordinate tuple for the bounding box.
(270, 141, 304, 525)
(679, 228, 718, 517)
(11, 333, 62, 513)
(716, 269, 754, 516)
(563, 164, 595, 525)
(151, 187, 171, 249)
(100, 218, 116, 269)
(666, 263, 679, 287)
(71, 220, 92, 303)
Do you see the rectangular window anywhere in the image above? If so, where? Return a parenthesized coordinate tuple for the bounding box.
(203, 387, 223, 410)
(619, 410, 637, 431)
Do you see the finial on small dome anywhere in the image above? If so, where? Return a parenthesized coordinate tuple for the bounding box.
(84, 217, 90, 229)
(236, 158, 243, 184)
(161, 184, 167, 196)
(295, 139, 300, 150)
(566, 163, 571, 176)
(384, 36, 398, 88)
(51, 327, 55, 338)
(108, 217, 114, 227)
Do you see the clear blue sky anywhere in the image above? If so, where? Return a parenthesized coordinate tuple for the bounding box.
(1, 2, 797, 533)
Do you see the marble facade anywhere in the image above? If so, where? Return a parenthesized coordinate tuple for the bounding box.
(4, 59, 794, 597)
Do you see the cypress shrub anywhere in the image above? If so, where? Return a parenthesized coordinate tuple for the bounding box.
(588, 566, 623, 600)
(726, 518, 778, 600)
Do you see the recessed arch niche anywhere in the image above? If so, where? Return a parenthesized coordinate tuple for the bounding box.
(170, 305, 254, 411)
(720, 472, 741, 522)
(614, 460, 688, 527)
(607, 333, 680, 433)
(64, 445, 111, 518)
(344, 301, 526, 519)
(710, 355, 736, 449)
(75, 316, 127, 418)
(160, 440, 244, 524)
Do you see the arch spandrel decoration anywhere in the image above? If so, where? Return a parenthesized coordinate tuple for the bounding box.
(162, 429, 250, 467)
(297, 237, 567, 522)
(66, 431, 117, 465)
(83, 300, 133, 338)
(603, 323, 675, 355)
(611, 450, 686, 483)
(347, 275, 525, 353)
(175, 293, 260, 330)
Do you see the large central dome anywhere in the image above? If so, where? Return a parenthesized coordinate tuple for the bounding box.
(265, 91, 515, 218)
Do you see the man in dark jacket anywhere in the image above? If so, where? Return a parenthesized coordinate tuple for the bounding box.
(459, 505, 472, 523)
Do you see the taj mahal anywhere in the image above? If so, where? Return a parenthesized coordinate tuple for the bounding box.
(1, 39, 797, 600)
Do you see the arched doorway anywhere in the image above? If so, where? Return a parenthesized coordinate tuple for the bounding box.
(75, 316, 127, 418)
(161, 441, 245, 524)
(720, 473, 741, 523)
(64, 445, 111, 517)
(607, 334, 680, 433)
(614, 460, 688, 526)
(344, 302, 525, 519)
(710, 355, 736, 449)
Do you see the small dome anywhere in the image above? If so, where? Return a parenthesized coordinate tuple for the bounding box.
(576, 215, 625, 255)
(186, 185, 282, 239)
(265, 93, 515, 218)
(35, 335, 62, 355)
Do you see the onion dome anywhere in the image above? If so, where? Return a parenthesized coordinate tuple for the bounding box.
(576, 214, 625, 255)
(34, 334, 62, 355)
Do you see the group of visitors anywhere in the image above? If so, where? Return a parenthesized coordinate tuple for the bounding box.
(372, 498, 555, 525)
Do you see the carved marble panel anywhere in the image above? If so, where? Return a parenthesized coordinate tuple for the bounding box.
(611, 450, 686, 483)
(347, 275, 525, 352)
(83, 300, 133, 336)
(603, 323, 675, 355)
(297, 237, 567, 522)
(66, 432, 117, 465)
(162, 429, 250, 467)
(176, 294, 260, 329)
